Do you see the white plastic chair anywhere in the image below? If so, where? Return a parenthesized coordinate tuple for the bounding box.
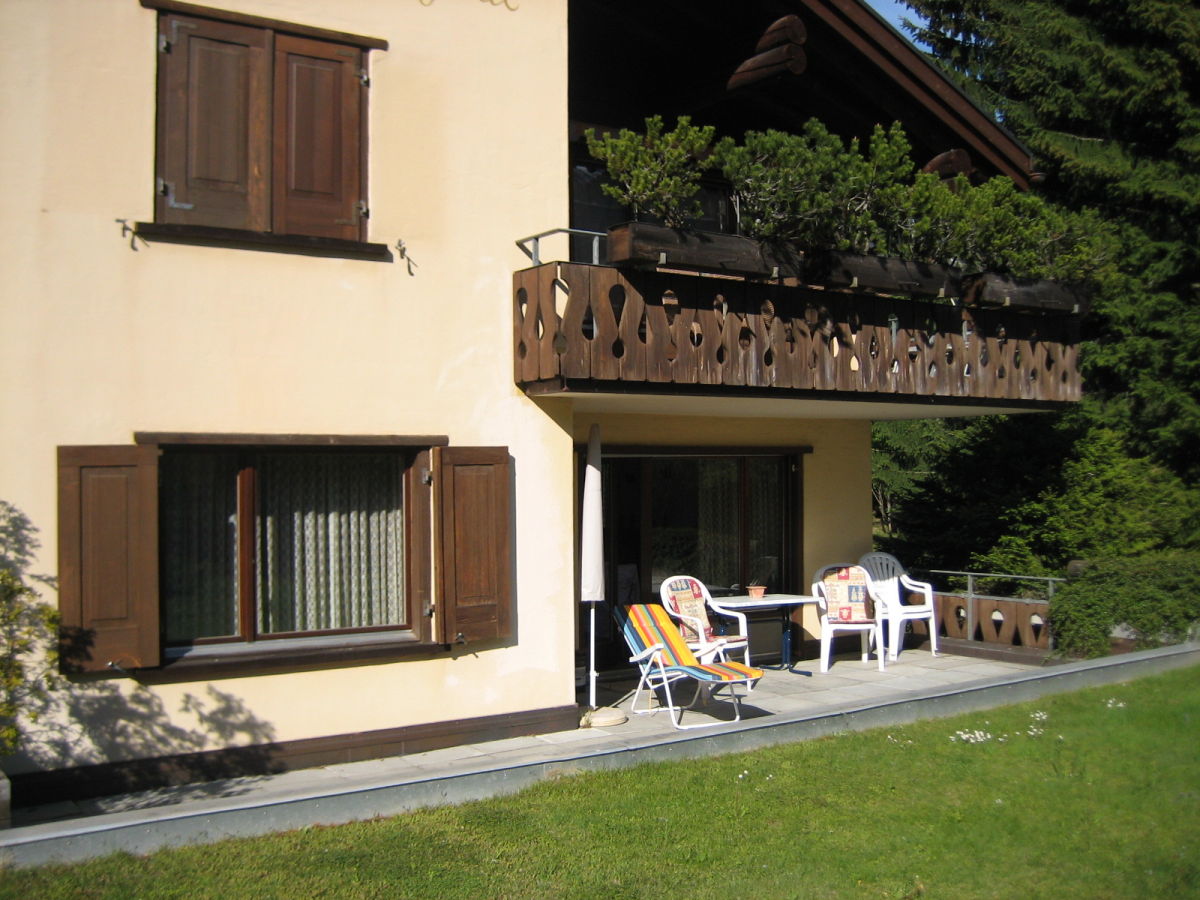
(859, 552, 939, 661)
(812, 563, 885, 673)
(659, 575, 751, 665)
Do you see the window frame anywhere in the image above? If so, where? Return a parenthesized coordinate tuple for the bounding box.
(158, 444, 424, 648)
(58, 434, 514, 678)
(135, 0, 391, 259)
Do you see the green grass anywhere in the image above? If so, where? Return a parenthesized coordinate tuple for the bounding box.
(4, 666, 1199, 899)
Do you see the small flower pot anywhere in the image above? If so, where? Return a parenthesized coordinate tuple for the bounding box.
(748, 585, 767, 599)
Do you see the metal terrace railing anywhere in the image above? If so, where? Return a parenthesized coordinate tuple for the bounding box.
(515, 228, 607, 266)
(921, 569, 1068, 653)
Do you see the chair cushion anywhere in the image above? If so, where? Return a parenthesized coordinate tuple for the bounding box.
(822, 566, 875, 623)
(664, 577, 714, 642)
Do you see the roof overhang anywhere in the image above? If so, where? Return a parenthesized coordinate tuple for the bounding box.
(569, 0, 1034, 186)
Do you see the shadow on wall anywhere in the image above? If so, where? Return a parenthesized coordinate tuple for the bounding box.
(1, 501, 279, 800)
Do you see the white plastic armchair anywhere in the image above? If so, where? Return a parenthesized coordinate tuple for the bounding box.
(859, 552, 939, 661)
(812, 563, 885, 673)
(659, 575, 751, 665)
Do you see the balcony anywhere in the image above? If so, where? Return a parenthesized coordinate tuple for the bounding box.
(513, 248, 1083, 410)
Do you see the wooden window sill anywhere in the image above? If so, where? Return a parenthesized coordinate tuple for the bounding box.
(133, 222, 393, 262)
(133, 634, 450, 682)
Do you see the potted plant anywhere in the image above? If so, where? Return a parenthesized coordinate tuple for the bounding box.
(587, 115, 1105, 312)
(586, 116, 801, 277)
(747, 581, 767, 599)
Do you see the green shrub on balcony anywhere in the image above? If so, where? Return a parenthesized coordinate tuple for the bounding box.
(590, 115, 1118, 288)
(584, 115, 715, 228)
(1049, 550, 1200, 657)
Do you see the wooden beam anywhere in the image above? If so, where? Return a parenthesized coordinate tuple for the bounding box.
(922, 148, 975, 179)
(756, 14, 807, 52)
(728, 43, 808, 91)
(729, 14, 808, 91)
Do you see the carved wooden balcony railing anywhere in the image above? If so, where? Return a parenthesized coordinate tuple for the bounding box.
(514, 262, 1082, 405)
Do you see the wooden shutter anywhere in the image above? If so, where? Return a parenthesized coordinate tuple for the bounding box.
(155, 13, 271, 230)
(58, 446, 161, 672)
(434, 447, 513, 645)
(273, 34, 365, 240)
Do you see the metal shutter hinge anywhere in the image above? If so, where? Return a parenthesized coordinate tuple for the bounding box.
(335, 201, 369, 226)
(158, 19, 197, 53)
(156, 177, 194, 210)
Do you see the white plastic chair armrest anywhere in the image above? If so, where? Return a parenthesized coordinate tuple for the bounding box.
(706, 601, 749, 637)
(629, 643, 665, 664)
(898, 573, 933, 605)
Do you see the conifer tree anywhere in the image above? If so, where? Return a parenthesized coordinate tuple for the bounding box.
(902, 0, 1200, 481)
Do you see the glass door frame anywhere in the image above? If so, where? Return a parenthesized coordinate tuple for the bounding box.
(575, 443, 810, 670)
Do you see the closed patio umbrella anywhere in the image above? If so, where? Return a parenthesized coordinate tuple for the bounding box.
(580, 424, 626, 726)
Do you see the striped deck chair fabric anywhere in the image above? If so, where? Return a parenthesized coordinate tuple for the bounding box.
(619, 603, 764, 729)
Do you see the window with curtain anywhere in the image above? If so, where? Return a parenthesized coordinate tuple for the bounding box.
(644, 455, 788, 596)
(161, 448, 408, 644)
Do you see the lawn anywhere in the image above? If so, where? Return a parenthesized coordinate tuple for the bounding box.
(2, 665, 1198, 899)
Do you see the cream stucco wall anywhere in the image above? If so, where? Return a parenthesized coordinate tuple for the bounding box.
(1, 0, 879, 778)
(0, 0, 575, 772)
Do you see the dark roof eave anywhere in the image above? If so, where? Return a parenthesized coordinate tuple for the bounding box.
(797, 0, 1033, 188)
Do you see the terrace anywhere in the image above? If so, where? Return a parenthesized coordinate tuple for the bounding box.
(4, 643, 1195, 867)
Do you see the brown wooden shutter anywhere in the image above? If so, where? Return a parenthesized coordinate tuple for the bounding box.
(155, 13, 271, 230)
(434, 447, 513, 645)
(273, 34, 364, 240)
(58, 446, 161, 672)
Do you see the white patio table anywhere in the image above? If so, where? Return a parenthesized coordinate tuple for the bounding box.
(709, 594, 818, 670)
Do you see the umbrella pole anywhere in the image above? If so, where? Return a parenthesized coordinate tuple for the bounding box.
(578, 424, 626, 728)
(589, 603, 597, 711)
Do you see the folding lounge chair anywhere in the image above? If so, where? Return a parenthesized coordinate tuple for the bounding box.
(618, 603, 764, 730)
(659, 575, 751, 665)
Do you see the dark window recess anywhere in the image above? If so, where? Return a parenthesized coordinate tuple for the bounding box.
(58, 440, 513, 673)
(152, 6, 371, 241)
(159, 448, 411, 644)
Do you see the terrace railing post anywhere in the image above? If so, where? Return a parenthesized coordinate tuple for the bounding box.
(515, 227, 607, 269)
(966, 573, 977, 641)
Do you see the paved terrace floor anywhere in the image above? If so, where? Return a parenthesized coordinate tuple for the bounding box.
(2, 642, 1197, 868)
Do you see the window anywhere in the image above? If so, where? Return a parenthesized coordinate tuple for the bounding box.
(160, 448, 409, 643)
(144, 1, 386, 242)
(58, 438, 512, 673)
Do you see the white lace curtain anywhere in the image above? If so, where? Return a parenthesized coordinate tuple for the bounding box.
(161, 450, 405, 642)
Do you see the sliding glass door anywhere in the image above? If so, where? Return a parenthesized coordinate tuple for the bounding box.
(586, 451, 802, 668)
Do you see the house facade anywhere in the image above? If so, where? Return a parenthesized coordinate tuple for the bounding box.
(0, 0, 1080, 802)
